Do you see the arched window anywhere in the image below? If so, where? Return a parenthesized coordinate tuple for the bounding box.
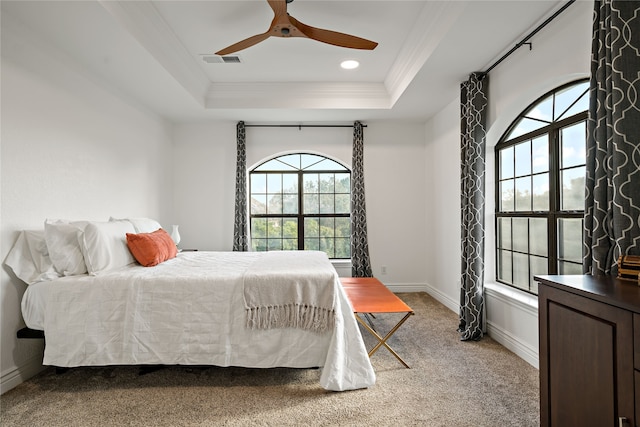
(495, 79, 588, 294)
(249, 153, 351, 259)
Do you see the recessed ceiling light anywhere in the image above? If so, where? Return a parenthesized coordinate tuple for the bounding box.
(340, 60, 359, 70)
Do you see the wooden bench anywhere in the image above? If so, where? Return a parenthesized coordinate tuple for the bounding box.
(340, 277, 414, 368)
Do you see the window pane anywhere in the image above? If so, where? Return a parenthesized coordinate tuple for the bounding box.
(267, 194, 282, 214)
(252, 239, 267, 251)
(515, 177, 531, 211)
(306, 159, 344, 171)
(268, 239, 282, 251)
(514, 141, 532, 176)
(507, 118, 548, 140)
(555, 83, 589, 120)
(251, 173, 267, 192)
(558, 261, 583, 275)
(512, 218, 528, 253)
(335, 174, 350, 192)
(267, 174, 282, 193)
(335, 217, 350, 237)
(304, 238, 319, 251)
(251, 194, 267, 215)
(335, 194, 350, 214)
(530, 255, 548, 282)
(532, 135, 549, 173)
(320, 238, 335, 258)
(513, 252, 530, 291)
(267, 218, 282, 238)
(561, 166, 585, 211)
(319, 174, 334, 193)
(498, 250, 512, 284)
(255, 159, 296, 171)
(282, 174, 298, 193)
(319, 194, 334, 214)
(300, 154, 324, 169)
(558, 218, 583, 263)
(530, 218, 548, 256)
(304, 194, 319, 214)
(319, 217, 335, 237)
(283, 194, 298, 214)
(498, 217, 512, 250)
(335, 238, 350, 258)
(527, 94, 553, 123)
(251, 218, 267, 238)
(500, 179, 515, 211)
(500, 146, 514, 179)
(283, 239, 297, 250)
(532, 173, 549, 211)
(559, 91, 589, 119)
(282, 218, 297, 239)
(303, 174, 319, 193)
(277, 154, 301, 170)
(561, 122, 586, 168)
(304, 217, 319, 237)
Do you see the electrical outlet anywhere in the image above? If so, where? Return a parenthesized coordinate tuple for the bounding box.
(381, 265, 387, 275)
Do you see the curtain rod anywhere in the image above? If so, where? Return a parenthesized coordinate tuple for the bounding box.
(243, 124, 366, 129)
(482, 0, 576, 76)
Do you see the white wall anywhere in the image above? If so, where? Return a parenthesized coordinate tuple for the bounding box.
(172, 122, 428, 288)
(423, 0, 592, 367)
(0, 20, 173, 393)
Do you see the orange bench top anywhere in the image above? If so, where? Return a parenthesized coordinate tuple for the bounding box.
(340, 277, 413, 314)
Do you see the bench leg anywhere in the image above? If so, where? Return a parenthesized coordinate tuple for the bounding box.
(356, 312, 414, 368)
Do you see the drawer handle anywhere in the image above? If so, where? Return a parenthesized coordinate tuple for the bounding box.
(618, 416, 629, 427)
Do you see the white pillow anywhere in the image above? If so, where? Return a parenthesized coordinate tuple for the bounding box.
(44, 219, 89, 276)
(4, 230, 60, 285)
(80, 220, 136, 275)
(109, 217, 162, 234)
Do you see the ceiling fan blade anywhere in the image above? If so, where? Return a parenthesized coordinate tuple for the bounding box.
(215, 32, 271, 55)
(289, 16, 378, 50)
(267, 0, 288, 18)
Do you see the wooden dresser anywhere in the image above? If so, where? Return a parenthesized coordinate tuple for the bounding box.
(536, 274, 639, 427)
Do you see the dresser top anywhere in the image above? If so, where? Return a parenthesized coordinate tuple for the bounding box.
(535, 274, 640, 313)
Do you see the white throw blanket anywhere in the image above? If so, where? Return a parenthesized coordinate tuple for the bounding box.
(243, 251, 337, 333)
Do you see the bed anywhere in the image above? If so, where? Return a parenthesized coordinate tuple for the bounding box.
(6, 218, 376, 392)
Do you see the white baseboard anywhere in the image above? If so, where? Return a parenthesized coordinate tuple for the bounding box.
(385, 282, 429, 293)
(1, 356, 45, 395)
(486, 320, 539, 369)
(422, 282, 459, 312)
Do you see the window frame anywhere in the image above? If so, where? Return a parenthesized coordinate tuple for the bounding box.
(494, 79, 588, 295)
(249, 153, 351, 260)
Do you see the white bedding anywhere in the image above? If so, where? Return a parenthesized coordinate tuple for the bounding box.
(21, 251, 376, 391)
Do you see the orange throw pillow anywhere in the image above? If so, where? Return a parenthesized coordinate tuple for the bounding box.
(126, 228, 177, 267)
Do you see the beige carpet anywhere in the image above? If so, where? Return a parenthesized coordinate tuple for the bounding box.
(0, 292, 539, 426)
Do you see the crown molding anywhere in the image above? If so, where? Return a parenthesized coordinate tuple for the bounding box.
(384, 1, 466, 105)
(99, 0, 210, 107)
(206, 82, 391, 109)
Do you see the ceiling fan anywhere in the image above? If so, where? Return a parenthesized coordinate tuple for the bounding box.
(215, 0, 378, 56)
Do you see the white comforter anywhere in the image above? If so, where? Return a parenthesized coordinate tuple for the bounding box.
(21, 251, 376, 391)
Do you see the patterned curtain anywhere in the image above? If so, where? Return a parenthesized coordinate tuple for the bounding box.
(232, 121, 248, 251)
(351, 121, 373, 277)
(584, 1, 640, 276)
(458, 73, 488, 341)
